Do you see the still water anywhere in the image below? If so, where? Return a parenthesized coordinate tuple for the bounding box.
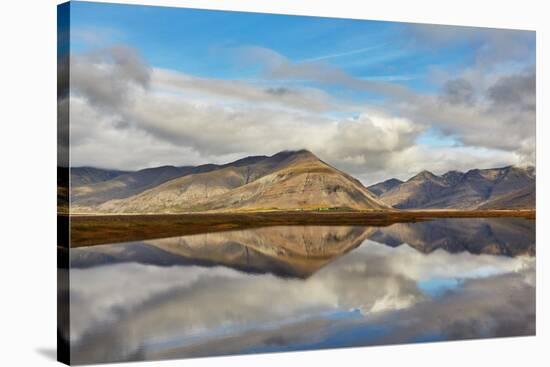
(68, 218, 535, 364)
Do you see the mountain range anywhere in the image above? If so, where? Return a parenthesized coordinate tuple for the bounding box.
(367, 166, 535, 210)
(68, 150, 535, 213)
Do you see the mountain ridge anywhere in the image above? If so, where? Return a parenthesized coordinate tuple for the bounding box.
(69, 151, 535, 213)
(73, 150, 389, 213)
(368, 165, 535, 210)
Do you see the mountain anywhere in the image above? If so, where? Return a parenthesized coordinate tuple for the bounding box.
(71, 166, 189, 205)
(367, 178, 403, 196)
(70, 155, 280, 206)
(371, 166, 535, 209)
(75, 150, 388, 213)
(70, 152, 534, 213)
(478, 183, 535, 209)
(71, 167, 129, 187)
(180, 150, 387, 212)
(372, 170, 448, 208)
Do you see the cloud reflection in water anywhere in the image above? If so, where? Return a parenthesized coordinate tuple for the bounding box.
(69, 219, 535, 364)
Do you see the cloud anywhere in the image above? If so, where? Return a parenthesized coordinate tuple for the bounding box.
(71, 45, 150, 109)
(69, 95, 209, 170)
(355, 145, 521, 184)
(299, 45, 380, 63)
(488, 68, 536, 111)
(405, 24, 535, 68)
(70, 83, 429, 180)
(68, 47, 425, 174)
(151, 67, 336, 113)
(330, 113, 420, 157)
(67, 45, 535, 181)
(264, 86, 292, 96)
(403, 68, 536, 165)
(394, 26, 536, 167)
(240, 46, 415, 100)
(238, 46, 535, 167)
(440, 78, 476, 105)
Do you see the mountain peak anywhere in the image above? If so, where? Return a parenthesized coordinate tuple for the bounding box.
(385, 178, 404, 185)
(442, 170, 464, 184)
(444, 170, 463, 176)
(280, 149, 315, 157)
(367, 178, 403, 196)
(371, 164, 535, 210)
(85, 148, 389, 213)
(224, 155, 268, 168)
(410, 170, 438, 181)
(268, 149, 320, 165)
(507, 165, 535, 175)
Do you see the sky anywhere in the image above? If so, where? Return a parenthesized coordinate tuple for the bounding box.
(62, 1, 536, 185)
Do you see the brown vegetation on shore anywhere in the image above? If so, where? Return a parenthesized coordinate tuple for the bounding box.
(66, 209, 535, 248)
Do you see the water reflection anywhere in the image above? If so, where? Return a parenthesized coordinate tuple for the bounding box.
(71, 226, 372, 278)
(69, 218, 535, 364)
(369, 218, 535, 256)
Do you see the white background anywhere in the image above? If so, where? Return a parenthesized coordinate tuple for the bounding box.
(0, 0, 547, 366)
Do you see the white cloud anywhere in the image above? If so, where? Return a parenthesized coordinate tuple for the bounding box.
(67, 46, 535, 182)
(152, 68, 337, 113)
(404, 24, 535, 68)
(355, 145, 521, 185)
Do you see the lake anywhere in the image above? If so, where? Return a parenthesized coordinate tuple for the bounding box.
(67, 217, 535, 364)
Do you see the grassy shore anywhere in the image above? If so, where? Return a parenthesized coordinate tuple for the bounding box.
(63, 209, 535, 248)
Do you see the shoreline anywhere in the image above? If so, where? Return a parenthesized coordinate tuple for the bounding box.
(63, 209, 535, 248)
(67, 208, 535, 217)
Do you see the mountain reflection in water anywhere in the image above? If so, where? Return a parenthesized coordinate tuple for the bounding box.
(68, 218, 535, 364)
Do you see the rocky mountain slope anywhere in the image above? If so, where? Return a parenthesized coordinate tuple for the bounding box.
(478, 183, 536, 209)
(368, 166, 535, 209)
(70, 167, 129, 187)
(70, 152, 535, 213)
(73, 150, 388, 213)
(366, 178, 403, 196)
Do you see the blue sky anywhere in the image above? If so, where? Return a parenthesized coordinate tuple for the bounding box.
(64, 1, 536, 183)
(69, 2, 482, 92)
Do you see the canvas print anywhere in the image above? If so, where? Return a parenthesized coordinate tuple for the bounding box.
(57, 1, 536, 365)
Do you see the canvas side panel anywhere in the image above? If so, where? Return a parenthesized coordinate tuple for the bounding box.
(57, 2, 70, 365)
